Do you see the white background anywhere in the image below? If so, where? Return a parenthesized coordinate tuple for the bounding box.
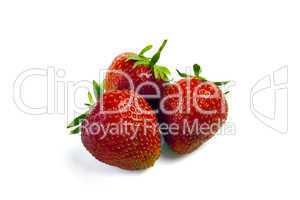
(0, 0, 299, 199)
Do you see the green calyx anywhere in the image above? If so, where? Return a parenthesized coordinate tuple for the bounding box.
(176, 64, 207, 81)
(67, 80, 103, 134)
(127, 39, 171, 81)
(176, 64, 231, 94)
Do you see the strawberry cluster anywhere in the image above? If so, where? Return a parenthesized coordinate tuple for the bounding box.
(67, 40, 230, 170)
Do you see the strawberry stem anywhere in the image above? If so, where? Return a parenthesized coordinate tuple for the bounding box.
(149, 39, 168, 67)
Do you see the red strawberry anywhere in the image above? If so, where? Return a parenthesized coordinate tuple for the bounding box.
(160, 64, 229, 154)
(104, 40, 171, 108)
(68, 83, 160, 170)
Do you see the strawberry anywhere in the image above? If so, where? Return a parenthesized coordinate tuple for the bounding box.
(67, 82, 160, 170)
(104, 40, 171, 108)
(160, 64, 229, 154)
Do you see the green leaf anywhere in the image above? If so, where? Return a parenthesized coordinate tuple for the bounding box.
(88, 92, 94, 105)
(152, 65, 171, 81)
(93, 80, 101, 99)
(153, 66, 161, 80)
(158, 66, 171, 75)
(157, 70, 163, 80)
(70, 126, 81, 134)
(176, 69, 189, 78)
(67, 113, 87, 128)
(153, 67, 159, 79)
(214, 81, 230, 86)
(160, 72, 169, 81)
(198, 76, 207, 81)
(133, 59, 149, 68)
(127, 54, 145, 62)
(138, 45, 153, 56)
(224, 91, 230, 95)
(193, 64, 201, 76)
(98, 82, 104, 94)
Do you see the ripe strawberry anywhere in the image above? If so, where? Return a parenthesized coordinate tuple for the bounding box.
(160, 64, 229, 154)
(104, 40, 171, 108)
(67, 82, 160, 170)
